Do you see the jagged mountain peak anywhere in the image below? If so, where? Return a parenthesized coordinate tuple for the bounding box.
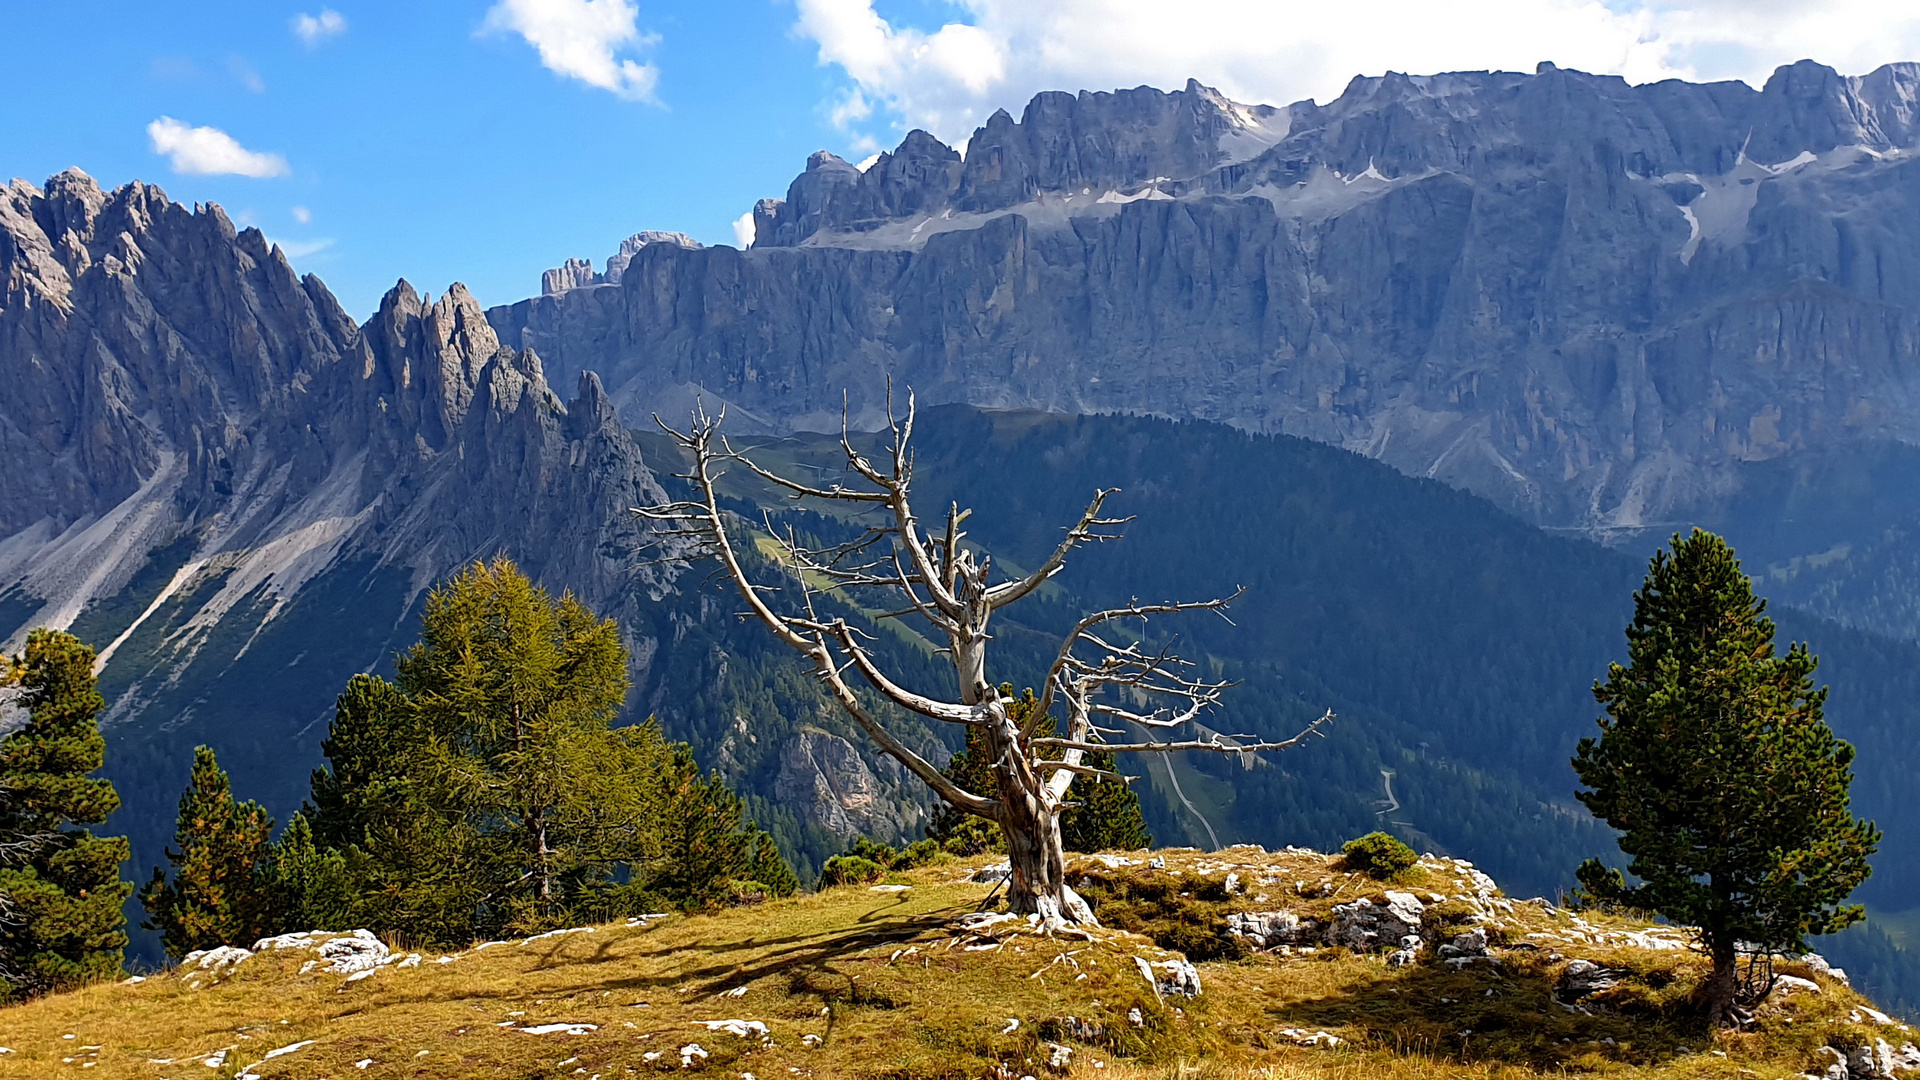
(539, 231, 704, 295)
(491, 59, 1920, 535)
(0, 173, 673, 676)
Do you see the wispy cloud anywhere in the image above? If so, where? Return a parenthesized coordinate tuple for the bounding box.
(228, 56, 266, 93)
(293, 9, 348, 47)
(149, 55, 199, 81)
(147, 118, 290, 178)
(273, 237, 335, 258)
(482, 0, 661, 103)
(292, 206, 313, 224)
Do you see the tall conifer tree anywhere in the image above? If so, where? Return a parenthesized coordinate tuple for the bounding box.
(0, 630, 131, 999)
(141, 746, 277, 957)
(1574, 529, 1879, 1026)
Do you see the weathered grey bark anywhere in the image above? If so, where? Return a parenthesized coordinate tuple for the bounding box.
(636, 391, 1332, 926)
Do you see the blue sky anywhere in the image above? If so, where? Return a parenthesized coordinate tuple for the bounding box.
(7, 0, 1919, 319)
(4, 1, 859, 316)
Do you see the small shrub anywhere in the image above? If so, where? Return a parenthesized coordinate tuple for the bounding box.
(830, 837, 944, 875)
(818, 855, 887, 888)
(718, 879, 772, 906)
(1340, 831, 1419, 879)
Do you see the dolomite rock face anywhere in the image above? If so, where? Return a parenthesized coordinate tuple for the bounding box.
(541, 231, 704, 294)
(774, 727, 920, 841)
(0, 169, 675, 659)
(0, 170, 700, 868)
(489, 61, 1920, 531)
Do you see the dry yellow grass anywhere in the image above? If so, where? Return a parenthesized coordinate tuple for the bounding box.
(0, 848, 1904, 1080)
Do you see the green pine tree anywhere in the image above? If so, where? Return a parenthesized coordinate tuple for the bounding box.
(0, 630, 132, 999)
(1061, 748, 1151, 853)
(305, 671, 478, 943)
(260, 812, 354, 933)
(1573, 529, 1880, 1026)
(308, 673, 422, 852)
(141, 746, 279, 957)
(650, 746, 798, 908)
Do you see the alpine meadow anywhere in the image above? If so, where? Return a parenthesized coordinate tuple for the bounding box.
(10, 28, 1920, 1079)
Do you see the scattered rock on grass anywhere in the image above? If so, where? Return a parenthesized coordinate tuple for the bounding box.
(1225, 911, 1310, 949)
(180, 945, 253, 976)
(255, 930, 390, 975)
(1277, 1028, 1343, 1048)
(699, 1019, 770, 1039)
(1772, 975, 1822, 996)
(1135, 956, 1202, 1000)
(1555, 959, 1623, 1004)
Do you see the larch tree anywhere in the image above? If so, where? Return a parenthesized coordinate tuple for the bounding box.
(0, 630, 131, 998)
(637, 395, 1332, 927)
(1573, 529, 1879, 1027)
(397, 558, 632, 927)
(299, 560, 796, 943)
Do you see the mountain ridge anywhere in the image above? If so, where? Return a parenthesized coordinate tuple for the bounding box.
(493, 59, 1920, 536)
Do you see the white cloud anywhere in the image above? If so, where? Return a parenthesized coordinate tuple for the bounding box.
(293, 9, 348, 47)
(731, 210, 756, 249)
(791, 0, 1920, 149)
(292, 206, 313, 224)
(482, 0, 662, 102)
(273, 237, 335, 259)
(147, 118, 290, 178)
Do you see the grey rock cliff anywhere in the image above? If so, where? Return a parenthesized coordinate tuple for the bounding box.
(0, 171, 935, 877)
(0, 169, 674, 655)
(489, 61, 1920, 532)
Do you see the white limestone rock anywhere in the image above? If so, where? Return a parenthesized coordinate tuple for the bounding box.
(254, 929, 390, 974)
(1330, 891, 1426, 951)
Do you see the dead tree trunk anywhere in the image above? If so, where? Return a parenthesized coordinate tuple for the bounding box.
(636, 392, 1332, 927)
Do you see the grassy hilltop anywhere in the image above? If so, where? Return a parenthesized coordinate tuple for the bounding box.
(0, 848, 1906, 1080)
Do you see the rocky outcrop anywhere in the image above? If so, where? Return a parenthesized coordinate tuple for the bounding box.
(489, 61, 1920, 532)
(1329, 892, 1427, 950)
(774, 727, 920, 841)
(541, 231, 703, 294)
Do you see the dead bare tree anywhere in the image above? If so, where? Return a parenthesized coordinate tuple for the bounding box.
(634, 392, 1333, 928)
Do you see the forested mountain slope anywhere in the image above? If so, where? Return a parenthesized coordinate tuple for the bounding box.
(713, 408, 1920, 905)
